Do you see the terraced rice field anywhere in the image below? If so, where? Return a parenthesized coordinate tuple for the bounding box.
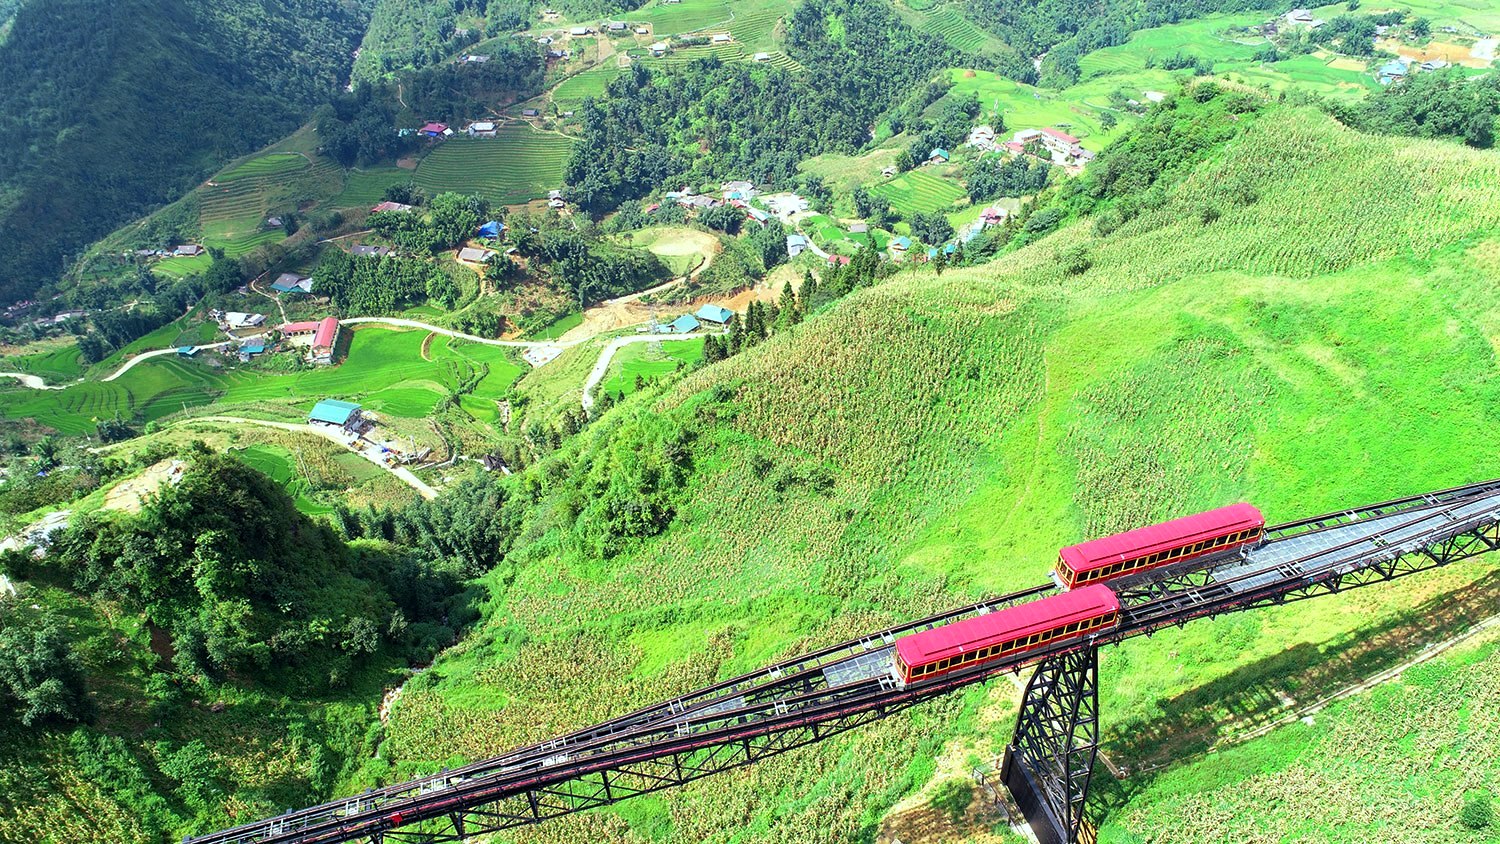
(625, 0, 734, 35)
(334, 167, 415, 209)
(413, 126, 577, 205)
(552, 65, 623, 105)
(749, 51, 804, 71)
(871, 169, 968, 216)
(653, 42, 747, 66)
(920, 6, 996, 54)
(727, 0, 792, 49)
(194, 152, 336, 257)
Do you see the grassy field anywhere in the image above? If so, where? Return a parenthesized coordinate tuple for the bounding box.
(945, 68, 1139, 149)
(0, 325, 526, 436)
(726, 0, 796, 50)
(915, 5, 1008, 55)
(527, 311, 584, 341)
(1078, 13, 1267, 78)
(374, 106, 1500, 843)
(599, 338, 705, 397)
(551, 65, 623, 106)
(1101, 628, 1500, 843)
(413, 127, 577, 206)
(621, 226, 722, 276)
(333, 166, 414, 210)
(871, 167, 969, 216)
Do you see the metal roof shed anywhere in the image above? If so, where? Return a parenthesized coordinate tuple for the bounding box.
(309, 399, 361, 426)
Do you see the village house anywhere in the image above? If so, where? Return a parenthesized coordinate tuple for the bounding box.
(537, 35, 554, 45)
(458, 246, 497, 263)
(223, 312, 265, 329)
(634, 26, 650, 35)
(650, 41, 669, 56)
(889, 236, 912, 255)
(522, 108, 541, 117)
(419, 122, 451, 137)
(569, 26, 593, 36)
(762, 193, 807, 218)
(174, 244, 205, 257)
(744, 207, 770, 226)
(660, 314, 700, 334)
(462, 54, 490, 63)
(881, 165, 898, 178)
(848, 221, 868, 234)
(753, 52, 771, 62)
(1379, 59, 1408, 84)
(1143, 90, 1166, 103)
(1039, 128, 1079, 157)
(722, 180, 756, 199)
(786, 233, 808, 257)
(712, 33, 733, 43)
(270, 273, 312, 294)
(926, 148, 950, 165)
(351, 245, 393, 259)
(467, 121, 498, 138)
(370, 201, 416, 214)
(606, 21, 627, 31)
(695, 304, 734, 325)
(966, 125, 997, 149)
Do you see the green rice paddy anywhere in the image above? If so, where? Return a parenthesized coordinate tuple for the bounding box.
(871, 169, 968, 216)
(1, 326, 526, 436)
(413, 127, 577, 205)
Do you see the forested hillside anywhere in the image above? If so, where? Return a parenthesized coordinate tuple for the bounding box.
(0, 0, 370, 303)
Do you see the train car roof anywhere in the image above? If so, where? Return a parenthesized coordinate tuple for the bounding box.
(1059, 503, 1264, 573)
(895, 585, 1120, 666)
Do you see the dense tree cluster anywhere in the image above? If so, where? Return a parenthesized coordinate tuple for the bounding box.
(312, 251, 453, 315)
(369, 192, 493, 254)
(566, 0, 961, 213)
(0, 602, 93, 726)
(510, 212, 669, 306)
(37, 453, 463, 689)
(1341, 69, 1499, 149)
(0, 0, 367, 303)
(965, 155, 1054, 202)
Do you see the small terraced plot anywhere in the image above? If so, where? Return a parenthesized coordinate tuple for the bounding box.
(414, 126, 577, 205)
(872, 169, 968, 216)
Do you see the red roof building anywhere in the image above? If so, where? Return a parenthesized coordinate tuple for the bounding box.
(419, 122, 449, 136)
(312, 316, 339, 351)
(1059, 503, 1264, 576)
(1041, 127, 1080, 145)
(827, 254, 851, 266)
(895, 585, 1120, 666)
(280, 320, 320, 335)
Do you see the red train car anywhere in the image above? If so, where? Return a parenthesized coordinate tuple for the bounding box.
(1055, 503, 1264, 589)
(894, 585, 1120, 685)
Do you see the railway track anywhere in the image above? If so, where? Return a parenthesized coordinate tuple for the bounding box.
(189, 478, 1500, 844)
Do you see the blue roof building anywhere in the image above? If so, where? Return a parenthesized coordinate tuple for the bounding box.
(477, 220, 504, 240)
(1378, 60, 1407, 84)
(666, 314, 700, 334)
(309, 399, 361, 427)
(890, 236, 912, 251)
(928, 148, 950, 162)
(695, 304, 734, 324)
(240, 342, 266, 356)
(176, 345, 197, 357)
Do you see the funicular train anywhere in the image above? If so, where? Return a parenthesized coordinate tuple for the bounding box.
(893, 503, 1266, 685)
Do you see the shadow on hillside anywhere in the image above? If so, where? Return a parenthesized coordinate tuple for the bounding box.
(1092, 566, 1500, 810)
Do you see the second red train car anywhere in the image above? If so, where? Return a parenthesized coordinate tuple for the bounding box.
(1055, 503, 1265, 589)
(894, 585, 1120, 685)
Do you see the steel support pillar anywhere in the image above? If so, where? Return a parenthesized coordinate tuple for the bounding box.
(1001, 646, 1099, 844)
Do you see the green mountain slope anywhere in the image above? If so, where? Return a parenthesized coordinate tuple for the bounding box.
(0, 0, 369, 303)
(380, 104, 1500, 841)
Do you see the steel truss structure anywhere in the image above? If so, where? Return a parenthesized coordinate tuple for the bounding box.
(189, 479, 1500, 844)
(1001, 648, 1098, 844)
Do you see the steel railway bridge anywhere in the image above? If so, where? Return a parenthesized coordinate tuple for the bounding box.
(189, 479, 1500, 844)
